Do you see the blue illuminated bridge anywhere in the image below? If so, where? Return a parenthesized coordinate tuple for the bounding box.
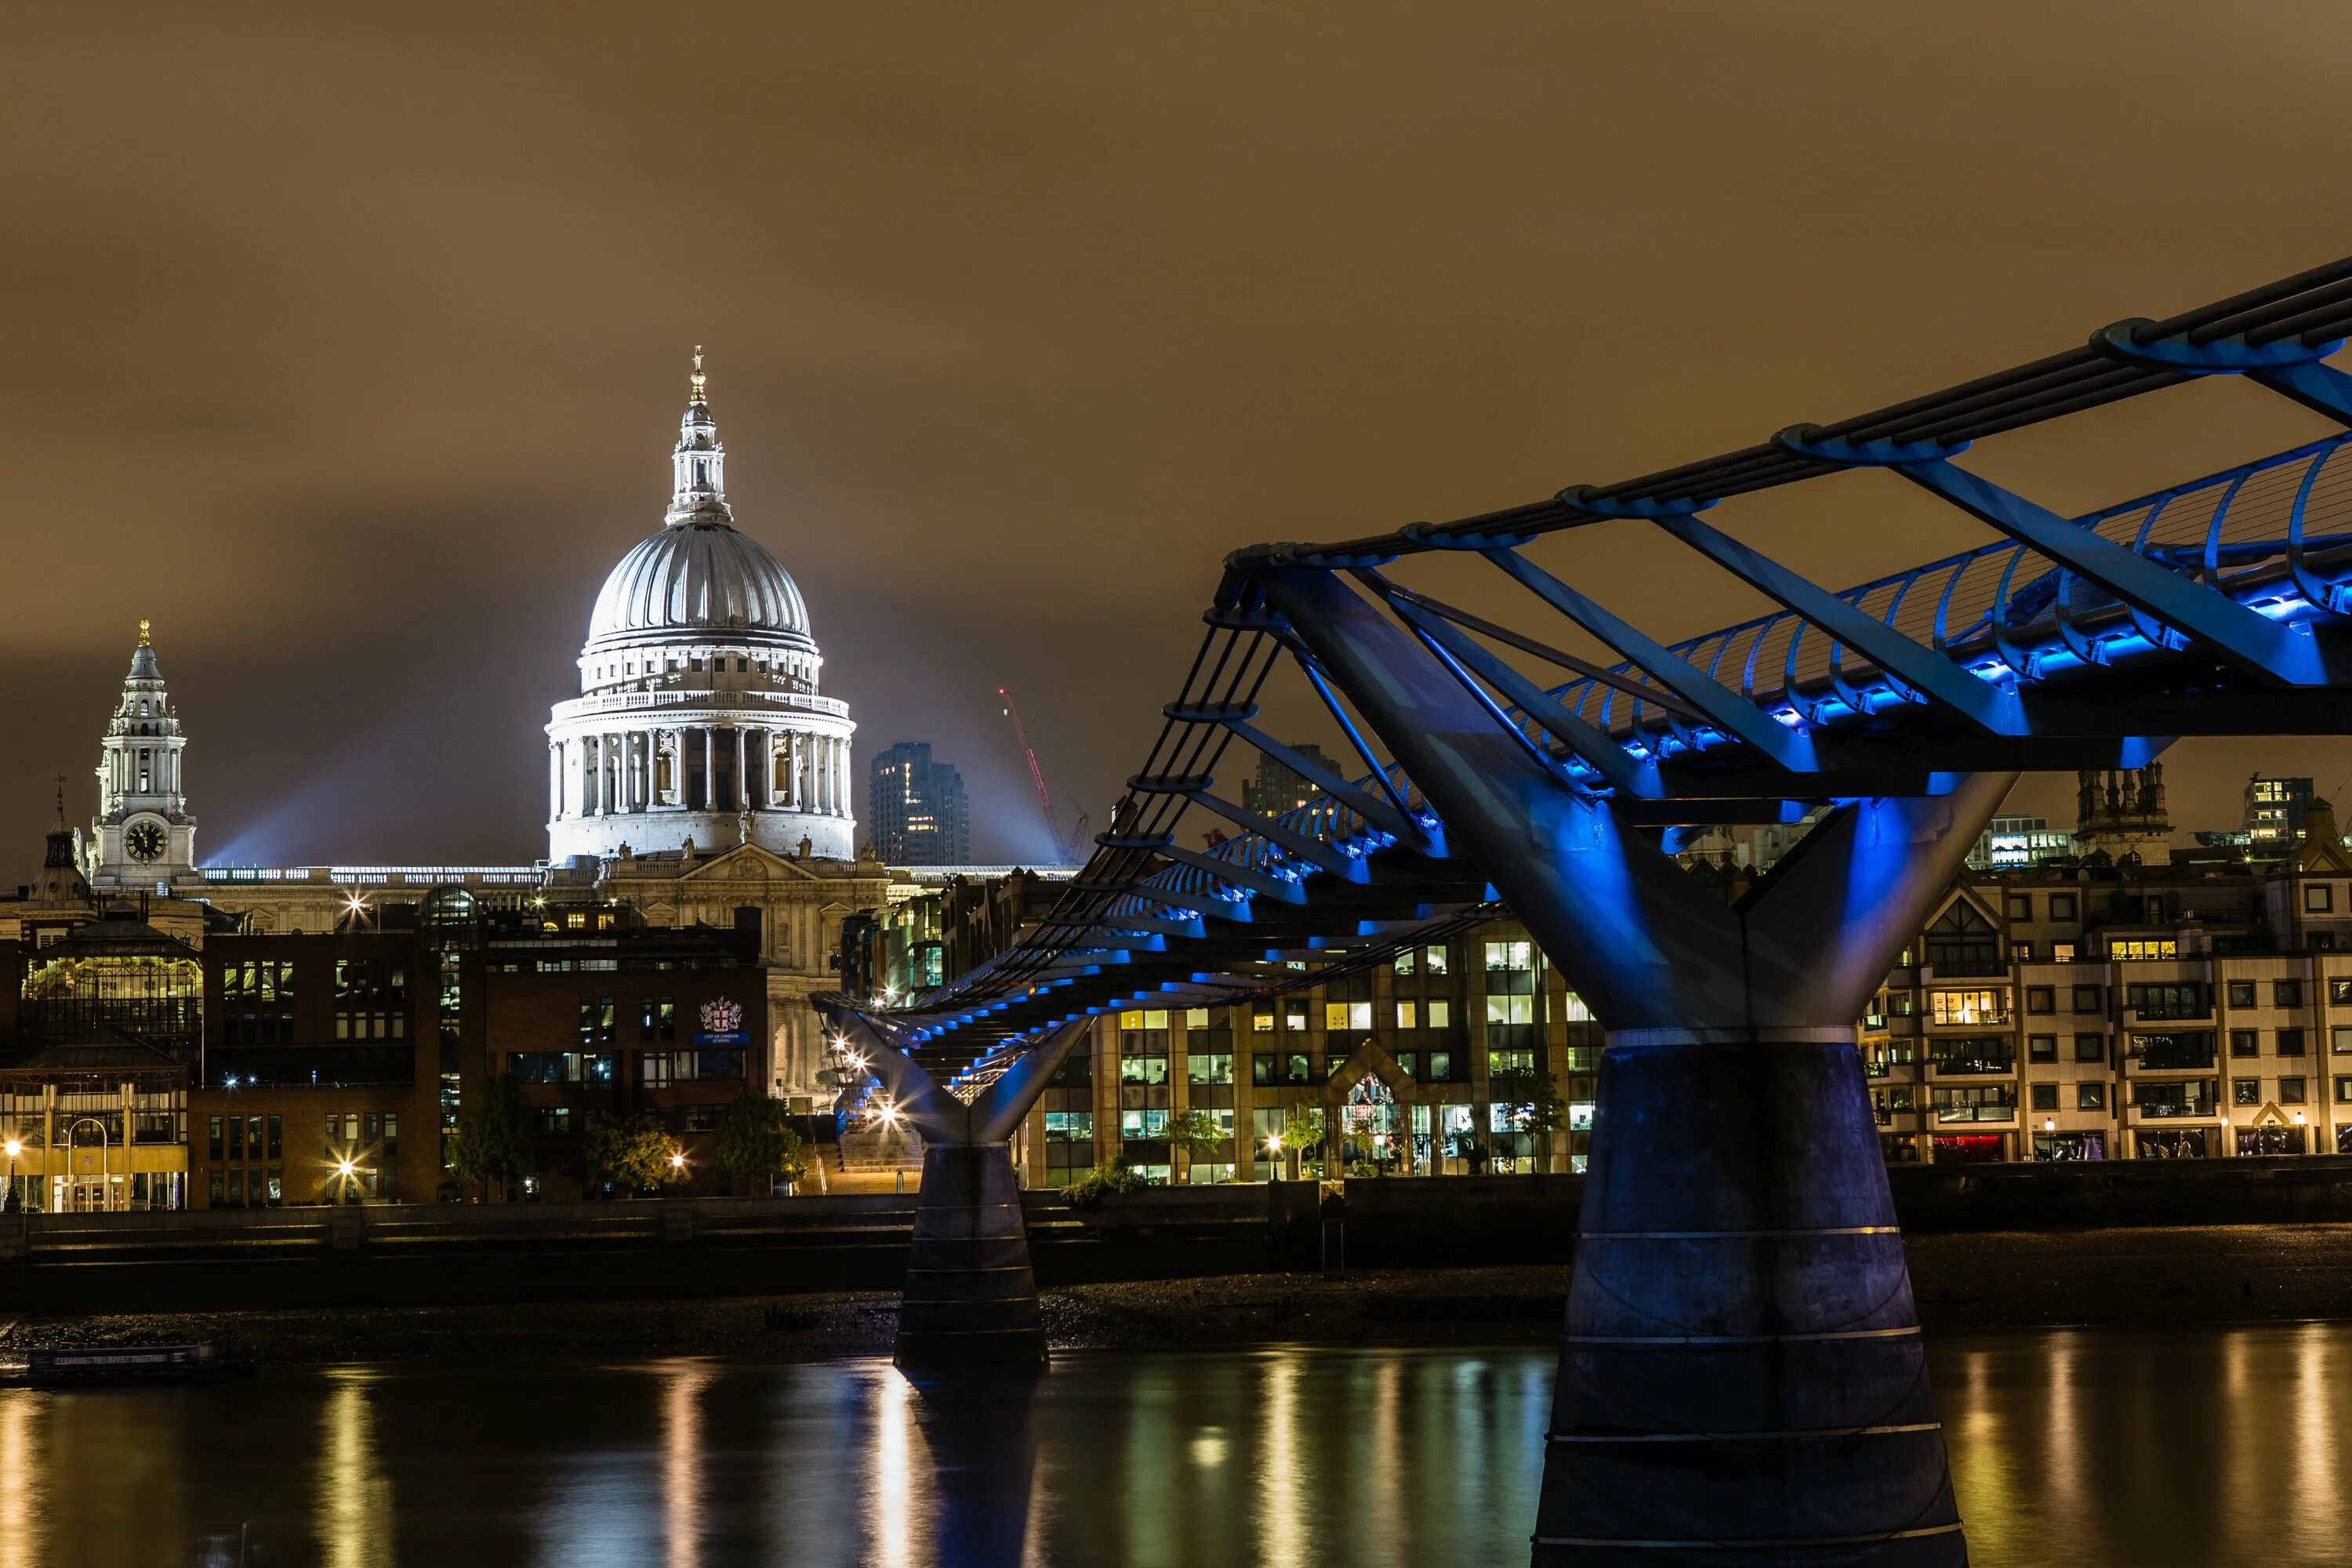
(819, 255, 2352, 1566)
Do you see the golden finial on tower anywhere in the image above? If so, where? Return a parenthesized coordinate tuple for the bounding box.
(690, 346, 706, 405)
(137, 618, 151, 647)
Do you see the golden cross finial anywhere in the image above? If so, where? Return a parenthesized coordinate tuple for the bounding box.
(690, 345, 706, 404)
(137, 618, 151, 647)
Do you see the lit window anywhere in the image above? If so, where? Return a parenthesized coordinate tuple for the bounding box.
(1396, 1000, 1418, 1029)
(1485, 994, 1533, 1025)
(1928, 989, 2004, 1026)
(1427, 1000, 1451, 1029)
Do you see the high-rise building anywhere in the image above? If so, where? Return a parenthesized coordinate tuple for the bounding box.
(867, 742, 969, 866)
(2245, 775, 2316, 845)
(1240, 742, 1338, 818)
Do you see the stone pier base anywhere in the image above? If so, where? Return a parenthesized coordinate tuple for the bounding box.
(895, 1142, 1045, 1366)
(1534, 1033, 1965, 1566)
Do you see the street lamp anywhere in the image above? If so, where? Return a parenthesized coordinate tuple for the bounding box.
(3, 1136, 19, 1215)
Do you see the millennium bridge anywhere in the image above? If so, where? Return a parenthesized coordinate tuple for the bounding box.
(821, 253, 2352, 1566)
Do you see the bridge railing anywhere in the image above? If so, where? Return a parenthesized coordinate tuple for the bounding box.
(1541, 431, 2352, 756)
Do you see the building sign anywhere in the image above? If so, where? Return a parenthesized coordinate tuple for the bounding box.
(695, 996, 750, 1046)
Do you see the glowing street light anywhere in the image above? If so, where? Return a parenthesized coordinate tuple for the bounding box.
(876, 1100, 902, 1129)
(670, 1152, 687, 1171)
(336, 1156, 358, 1179)
(3, 1138, 20, 1160)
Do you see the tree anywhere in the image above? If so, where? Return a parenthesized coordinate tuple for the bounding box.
(584, 1116, 688, 1194)
(1164, 1109, 1226, 1185)
(717, 1094, 811, 1195)
(447, 1073, 537, 1202)
(1492, 1065, 1567, 1174)
(1277, 1104, 1325, 1181)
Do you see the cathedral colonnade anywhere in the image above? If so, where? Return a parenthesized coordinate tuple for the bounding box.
(549, 726, 851, 822)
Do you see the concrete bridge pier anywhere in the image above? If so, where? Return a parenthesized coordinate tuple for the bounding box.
(1537, 1029, 1962, 1566)
(1252, 565, 2010, 1566)
(818, 1012, 1089, 1367)
(898, 1142, 1044, 1364)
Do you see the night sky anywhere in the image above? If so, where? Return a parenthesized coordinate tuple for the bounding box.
(7, 5, 2352, 875)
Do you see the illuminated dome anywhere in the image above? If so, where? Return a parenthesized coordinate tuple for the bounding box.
(583, 352, 814, 655)
(586, 518, 812, 654)
(546, 350, 857, 867)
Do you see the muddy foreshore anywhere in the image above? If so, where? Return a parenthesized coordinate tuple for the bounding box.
(9, 1225, 2352, 1365)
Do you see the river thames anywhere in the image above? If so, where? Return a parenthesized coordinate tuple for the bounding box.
(2, 1326, 2342, 1566)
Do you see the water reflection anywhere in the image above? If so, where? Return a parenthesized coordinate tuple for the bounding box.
(315, 1368, 392, 1568)
(908, 1369, 1042, 1566)
(21, 1330, 2352, 1566)
(662, 1363, 712, 1568)
(1929, 1325, 2352, 1568)
(0, 1388, 41, 1568)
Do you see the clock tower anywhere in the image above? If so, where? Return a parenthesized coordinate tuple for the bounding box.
(89, 619, 198, 889)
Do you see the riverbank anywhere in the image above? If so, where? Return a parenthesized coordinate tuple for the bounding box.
(16, 1223, 2352, 1364)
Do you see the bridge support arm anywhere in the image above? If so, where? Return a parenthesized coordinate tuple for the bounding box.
(1247, 563, 1991, 1565)
(820, 1009, 1091, 1366)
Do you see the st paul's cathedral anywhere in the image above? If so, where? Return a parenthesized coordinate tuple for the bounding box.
(46, 356, 890, 1102)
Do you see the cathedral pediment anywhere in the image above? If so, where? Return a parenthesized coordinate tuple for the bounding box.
(678, 842, 819, 884)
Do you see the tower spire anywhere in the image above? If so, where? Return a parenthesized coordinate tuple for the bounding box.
(667, 346, 731, 528)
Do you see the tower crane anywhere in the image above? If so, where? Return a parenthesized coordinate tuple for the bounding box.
(997, 686, 1091, 866)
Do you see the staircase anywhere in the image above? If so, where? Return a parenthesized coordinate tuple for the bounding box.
(836, 1123, 927, 1178)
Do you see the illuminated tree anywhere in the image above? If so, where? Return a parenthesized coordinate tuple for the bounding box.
(1491, 1065, 1566, 1174)
(447, 1073, 536, 1202)
(584, 1116, 688, 1193)
(1164, 1109, 1226, 1184)
(1278, 1104, 1325, 1181)
(716, 1094, 811, 1195)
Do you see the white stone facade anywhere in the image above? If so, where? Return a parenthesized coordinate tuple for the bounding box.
(545, 353, 857, 865)
(86, 621, 199, 891)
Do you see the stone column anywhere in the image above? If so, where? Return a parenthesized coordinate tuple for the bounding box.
(702, 727, 714, 813)
(735, 727, 750, 812)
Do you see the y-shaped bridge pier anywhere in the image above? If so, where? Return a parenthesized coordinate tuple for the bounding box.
(824, 253, 2352, 1563)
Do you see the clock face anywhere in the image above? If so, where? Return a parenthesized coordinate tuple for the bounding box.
(125, 821, 167, 862)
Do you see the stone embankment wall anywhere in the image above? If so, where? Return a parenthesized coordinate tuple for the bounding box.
(9, 1158, 2352, 1315)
